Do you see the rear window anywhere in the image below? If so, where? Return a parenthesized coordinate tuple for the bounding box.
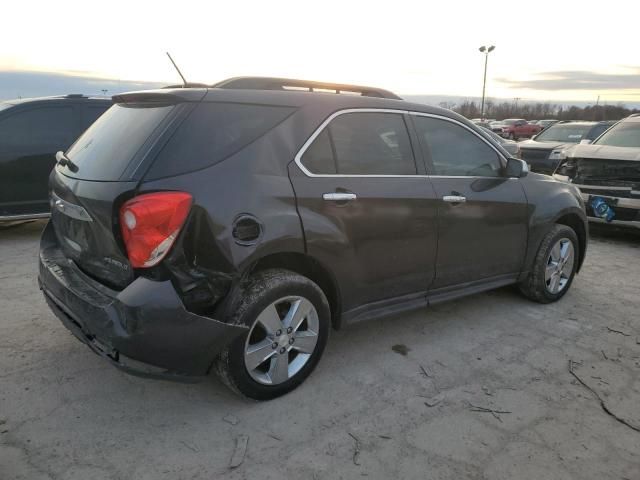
(64, 104, 174, 180)
(145, 102, 296, 179)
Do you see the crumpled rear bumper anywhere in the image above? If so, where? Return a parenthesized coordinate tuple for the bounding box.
(38, 223, 247, 380)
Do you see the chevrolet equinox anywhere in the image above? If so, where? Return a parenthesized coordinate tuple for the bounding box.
(39, 77, 588, 399)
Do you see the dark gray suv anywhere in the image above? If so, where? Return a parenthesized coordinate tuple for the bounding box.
(38, 77, 588, 399)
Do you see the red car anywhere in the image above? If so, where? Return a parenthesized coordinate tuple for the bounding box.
(492, 119, 542, 140)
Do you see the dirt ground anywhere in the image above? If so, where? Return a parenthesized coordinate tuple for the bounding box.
(1, 220, 639, 480)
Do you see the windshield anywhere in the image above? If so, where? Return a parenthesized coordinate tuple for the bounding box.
(65, 103, 174, 180)
(594, 122, 640, 148)
(535, 124, 591, 143)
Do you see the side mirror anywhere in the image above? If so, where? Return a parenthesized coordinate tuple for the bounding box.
(579, 139, 592, 145)
(505, 157, 529, 178)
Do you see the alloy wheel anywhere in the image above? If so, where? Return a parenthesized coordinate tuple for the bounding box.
(243, 296, 319, 385)
(545, 238, 575, 294)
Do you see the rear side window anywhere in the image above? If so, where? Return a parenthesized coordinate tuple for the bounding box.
(301, 112, 417, 175)
(414, 116, 502, 177)
(146, 102, 296, 179)
(0, 107, 74, 150)
(65, 104, 174, 180)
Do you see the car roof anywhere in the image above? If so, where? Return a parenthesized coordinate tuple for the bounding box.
(621, 114, 640, 123)
(114, 77, 471, 124)
(2, 94, 112, 106)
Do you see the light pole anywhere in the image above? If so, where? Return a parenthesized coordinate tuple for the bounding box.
(478, 45, 495, 120)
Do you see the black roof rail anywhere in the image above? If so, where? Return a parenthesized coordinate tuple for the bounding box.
(163, 82, 210, 89)
(65, 94, 87, 98)
(211, 76, 403, 100)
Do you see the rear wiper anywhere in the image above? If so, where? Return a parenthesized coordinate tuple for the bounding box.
(55, 151, 79, 173)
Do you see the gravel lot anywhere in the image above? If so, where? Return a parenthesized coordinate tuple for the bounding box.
(1, 220, 639, 480)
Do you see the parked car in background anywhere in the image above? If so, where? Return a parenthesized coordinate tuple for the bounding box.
(538, 119, 559, 130)
(0, 95, 112, 220)
(39, 77, 588, 400)
(483, 128, 521, 157)
(492, 119, 542, 140)
(553, 114, 640, 228)
(519, 121, 616, 174)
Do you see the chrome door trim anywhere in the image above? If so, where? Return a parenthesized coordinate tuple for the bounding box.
(442, 195, 467, 203)
(0, 212, 50, 221)
(323, 192, 357, 201)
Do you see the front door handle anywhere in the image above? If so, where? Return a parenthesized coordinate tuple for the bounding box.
(323, 192, 357, 202)
(442, 195, 467, 203)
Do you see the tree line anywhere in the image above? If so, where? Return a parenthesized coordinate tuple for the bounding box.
(443, 100, 640, 121)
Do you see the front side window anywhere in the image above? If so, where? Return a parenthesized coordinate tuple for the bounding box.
(593, 121, 640, 148)
(414, 116, 503, 177)
(301, 112, 417, 175)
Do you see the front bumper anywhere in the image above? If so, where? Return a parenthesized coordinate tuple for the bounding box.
(552, 175, 640, 228)
(38, 223, 247, 380)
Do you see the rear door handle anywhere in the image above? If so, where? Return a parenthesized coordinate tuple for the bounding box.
(323, 193, 357, 201)
(442, 195, 466, 203)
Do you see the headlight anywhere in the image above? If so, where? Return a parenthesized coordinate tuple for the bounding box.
(548, 150, 567, 161)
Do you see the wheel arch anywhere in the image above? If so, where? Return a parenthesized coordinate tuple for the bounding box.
(554, 212, 587, 272)
(246, 252, 343, 330)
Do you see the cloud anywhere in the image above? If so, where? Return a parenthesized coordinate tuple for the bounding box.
(0, 70, 165, 100)
(497, 68, 640, 91)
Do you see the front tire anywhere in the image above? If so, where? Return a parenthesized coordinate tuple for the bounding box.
(519, 224, 579, 304)
(215, 269, 330, 400)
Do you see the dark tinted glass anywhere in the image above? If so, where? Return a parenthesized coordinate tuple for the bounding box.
(414, 117, 502, 177)
(585, 123, 611, 140)
(65, 104, 174, 180)
(301, 129, 336, 174)
(147, 102, 295, 179)
(328, 112, 416, 175)
(0, 107, 74, 149)
(82, 105, 110, 129)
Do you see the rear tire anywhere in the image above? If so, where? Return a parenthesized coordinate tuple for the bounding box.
(519, 225, 579, 304)
(215, 269, 330, 400)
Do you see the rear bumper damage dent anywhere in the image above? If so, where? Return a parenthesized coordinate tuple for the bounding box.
(39, 247, 248, 381)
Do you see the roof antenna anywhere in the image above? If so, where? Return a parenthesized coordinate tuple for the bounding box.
(166, 52, 187, 87)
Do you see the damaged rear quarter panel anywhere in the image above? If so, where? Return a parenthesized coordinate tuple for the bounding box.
(138, 122, 306, 316)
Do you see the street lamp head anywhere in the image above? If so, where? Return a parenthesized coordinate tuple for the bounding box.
(488, 45, 495, 52)
(479, 46, 486, 52)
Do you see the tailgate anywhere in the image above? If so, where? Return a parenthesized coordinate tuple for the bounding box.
(50, 170, 136, 289)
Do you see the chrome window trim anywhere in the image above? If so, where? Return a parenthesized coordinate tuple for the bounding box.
(294, 108, 417, 178)
(294, 108, 508, 179)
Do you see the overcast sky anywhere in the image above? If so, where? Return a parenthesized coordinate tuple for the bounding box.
(1, 0, 638, 104)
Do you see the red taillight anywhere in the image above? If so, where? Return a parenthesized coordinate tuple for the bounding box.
(119, 192, 192, 268)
